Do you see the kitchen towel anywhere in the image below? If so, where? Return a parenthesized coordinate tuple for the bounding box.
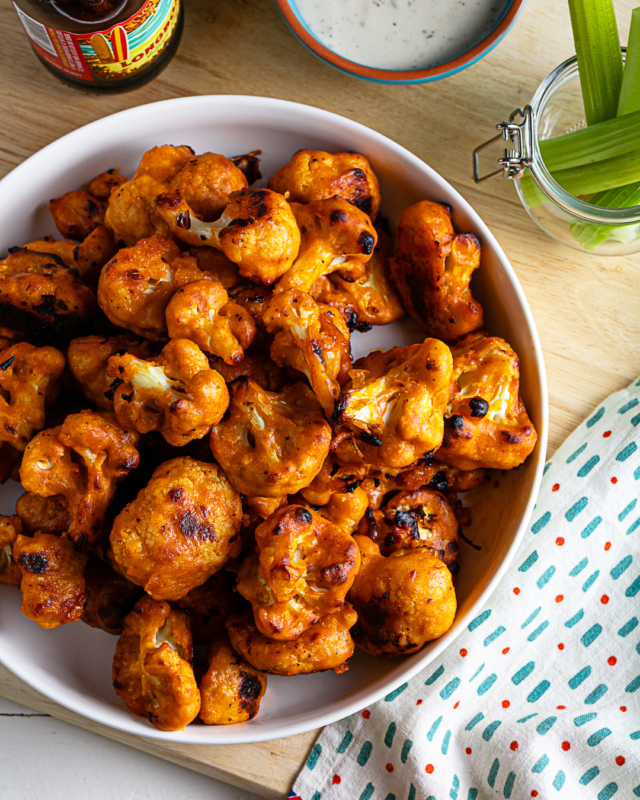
(291, 376, 640, 800)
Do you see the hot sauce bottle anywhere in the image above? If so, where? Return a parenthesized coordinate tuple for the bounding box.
(12, 0, 183, 92)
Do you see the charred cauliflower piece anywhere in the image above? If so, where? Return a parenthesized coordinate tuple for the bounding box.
(24, 231, 116, 286)
(13, 532, 88, 628)
(97, 234, 204, 341)
(20, 410, 140, 550)
(209, 378, 331, 498)
(0, 515, 23, 586)
(208, 346, 287, 393)
(81, 554, 144, 635)
(15, 492, 71, 535)
(155, 188, 301, 285)
(108, 338, 229, 447)
(393, 458, 486, 493)
(390, 201, 484, 342)
(105, 145, 194, 246)
(165, 279, 257, 366)
(68, 334, 154, 412)
(237, 505, 360, 641)
(0, 247, 97, 344)
(263, 289, 352, 418)
(348, 535, 456, 657)
(110, 457, 242, 601)
(168, 152, 249, 221)
(200, 633, 267, 725)
(436, 333, 537, 471)
(333, 338, 453, 469)
(112, 595, 200, 731)
(87, 170, 129, 199)
(269, 150, 381, 219)
(48, 190, 107, 241)
(298, 455, 368, 507)
(0, 342, 65, 452)
(226, 604, 357, 676)
(275, 197, 377, 294)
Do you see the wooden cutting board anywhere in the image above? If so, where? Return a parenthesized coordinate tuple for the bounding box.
(1, 0, 639, 796)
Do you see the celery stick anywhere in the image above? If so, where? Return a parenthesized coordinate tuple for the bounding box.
(618, 8, 640, 115)
(570, 182, 640, 249)
(568, 0, 623, 125)
(538, 108, 640, 172)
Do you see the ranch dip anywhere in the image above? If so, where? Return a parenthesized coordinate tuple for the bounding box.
(294, 0, 512, 71)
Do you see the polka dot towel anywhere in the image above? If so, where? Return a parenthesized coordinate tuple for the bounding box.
(291, 376, 640, 800)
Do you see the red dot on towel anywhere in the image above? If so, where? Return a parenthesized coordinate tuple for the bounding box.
(601, 595, 610, 604)
(459, 648, 468, 657)
(531, 792, 539, 798)
(552, 483, 560, 492)
(332, 775, 341, 785)
(611, 476, 618, 484)
(510, 741, 519, 751)
(603, 430, 612, 438)
(425, 764, 434, 774)
(608, 656, 617, 665)
(416, 699, 423, 705)
(620, 706, 627, 712)
(386, 763, 394, 773)
(465, 747, 472, 755)
(513, 587, 520, 595)
(604, 541, 611, 550)
(615, 756, 625, 766)
(453, 701, 460, 709)
(555, 594, 564, 603)
(502, 700, 510, 708)
(557, 706, 566, 710)
(562, 741, 571, 751)
(558, 643, 565, 650)
(556, 537, 565, 546)
(362, 710, 370, 719)
(502, 647, 510, 655)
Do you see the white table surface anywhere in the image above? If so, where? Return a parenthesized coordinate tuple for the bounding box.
(0, 695, 270, 800)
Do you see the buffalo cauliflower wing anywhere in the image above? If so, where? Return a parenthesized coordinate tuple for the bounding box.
(0, 342, 65, 451)
(97, 234, 204, 340)
(24, 232, 116, 286)
(435, 333, 537, 471)
(68, 334, 154, 411)
(208, 346, 287, 392)
(112, 595, 200, 731)
(20, 410, 140, 550)
(390, 201, 484, 342)
(0, 247, 97, 344)
(274, 197, 377, 294)
(348, 535, 456, 657)
(81, 553, 144, 635)
(48, 190, 107, 241)
(168, 151, 249, 221)
(268, 150, 381, 219)
(209, 377, 331, 498)
(165, 279, 257, 366)
(87, 170, 128, 199)
(263, 289, 352, 417)
(200, 633, 267, 725)
(15, 492, 70, 535)
(109, 457, 242, 601)
(226, 604, 357, 676)
(0, 515, 23, 586)
(332, 338, 453, 469)
(237, 505, 360, 640)
(155, 188, 301, 285)
(108, 338, 229, 446)
(13, 532, 88, 628)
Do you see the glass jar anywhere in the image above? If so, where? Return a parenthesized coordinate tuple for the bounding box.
(474, 50, 640, 256)
(13, 0, 183, 92)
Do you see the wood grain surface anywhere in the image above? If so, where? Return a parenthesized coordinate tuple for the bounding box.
(1, 0, 639, 796)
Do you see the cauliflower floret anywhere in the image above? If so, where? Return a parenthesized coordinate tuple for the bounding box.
(24, 231, 117, 286)
(15, 492, 71, 535)
(165, 279, 257, 366)
(97, 234, 204, 341)
(333, 338, 453, 469)
(87, 170, 129, 199)
(168, 151, 249, 221)
(348, 535, 456, 657)
(109, 457, 242, 601)
(108, 338, 229, 447)
(112, 595, 201, 731)
(20, 410, 140, 550)
(0, 342, 65, 452)
(0, 247, 97, 344)
(209, 345, 288, 392)
(0, 516, 23, 586)
(48, 190, 107, 241)
(237, 505, 360, 641)
(68, 334, 154, 412)
(13, 532, 88, 628)
(226, 604, 357, 676)
(274, 197, 378, 295)
(435, 332, 537, 471)
(81, 554, 144, 635)
(268, 150, 381, 219)
(390, 200, 484, 342)
(155, 188, 301, 285)
(200, 633, 267, 725)
(263, 289, 352, 417)
(392, 457, 487, 493)
(209, 377, 332, 498)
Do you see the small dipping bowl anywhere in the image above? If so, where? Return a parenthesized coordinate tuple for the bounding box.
(275, 0, 526, 84)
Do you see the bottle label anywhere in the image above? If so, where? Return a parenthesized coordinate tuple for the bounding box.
(13, 0, 180, 82)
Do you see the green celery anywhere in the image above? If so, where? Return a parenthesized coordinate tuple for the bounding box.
(618, 7, 640, 115)
(570, 182, 640, 250)
(568, 0, 623, 124)
(549, 149, 640, 196)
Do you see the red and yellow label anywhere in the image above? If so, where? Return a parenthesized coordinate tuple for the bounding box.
(14, 0, 179, 82)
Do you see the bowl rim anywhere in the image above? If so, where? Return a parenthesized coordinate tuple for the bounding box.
(275, 0, 527, 83)
(0, 94, 548, 744)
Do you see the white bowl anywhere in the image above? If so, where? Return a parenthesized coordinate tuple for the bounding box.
(0, 95, 548, 744)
